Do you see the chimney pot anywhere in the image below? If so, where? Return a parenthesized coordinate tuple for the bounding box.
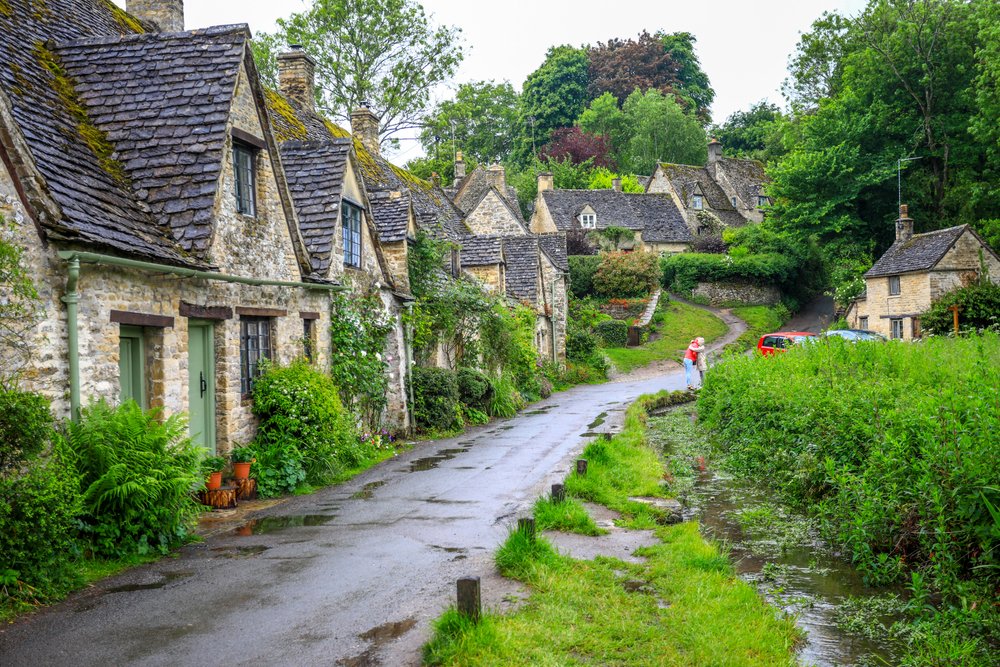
(612, 177, 622, 192)
(125, 0, 184, 32)
(431, 172, 441, 187)
(278, 46, 317, 111)
(896, 203, 914, 243)
(351, 105, 381, 157)
(537, 172, 554, 193)
(453, 150, 466, 185)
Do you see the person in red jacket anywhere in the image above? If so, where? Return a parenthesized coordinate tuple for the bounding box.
(684, 338, 702, 390)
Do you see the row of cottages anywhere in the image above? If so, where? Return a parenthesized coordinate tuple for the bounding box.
(529, 139, 769, 249)
(845, 205, 1000, 340)
(0, 0, 415, 453)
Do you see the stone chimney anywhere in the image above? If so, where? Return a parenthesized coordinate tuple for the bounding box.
(351, 105, 381, 157)
(277, 46, 316, 111)
(430, 172, 441, 188)
(126, 0, 184, 32)
(487, 163, 506, 193)
(895, 204, 914, 243)
(537, 172, 554, 193)
(453, 150, 466, 185)
(707, 138, 723, 165)
(612, 177, 622, 192)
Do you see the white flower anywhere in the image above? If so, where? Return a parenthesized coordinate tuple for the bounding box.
(360, 350, 367, 357)
(375, 352, 382, 361)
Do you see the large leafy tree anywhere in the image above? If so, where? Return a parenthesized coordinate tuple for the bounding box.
(712, 101, 788, 163)
(539, 127, 614, 169)
(781, 11, 855, 111)
(660, 32, 715, 123)
(587, 31, 679, 105)
(418, 80, 520, 166)
(253, 0, 463, 145)
(619, 89, 706, 174)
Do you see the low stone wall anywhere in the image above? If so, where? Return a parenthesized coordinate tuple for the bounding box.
(692, 281, 780, 306)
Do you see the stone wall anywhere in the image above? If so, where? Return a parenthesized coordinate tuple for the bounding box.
(852, 272, 929, 340)
(381, 241, 410, 293)
(464, 190, 527, 236)
(465, 264, 503, 293)
(692, 281, 780, 306)
(538, 254, 567, 363)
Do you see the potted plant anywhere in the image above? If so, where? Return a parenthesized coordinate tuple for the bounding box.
(202, 455, 227, 491)
(229, 446, 255, 481)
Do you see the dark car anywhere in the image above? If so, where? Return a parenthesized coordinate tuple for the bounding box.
(820, 329, 887, 342)
(757, 331, 817, 356)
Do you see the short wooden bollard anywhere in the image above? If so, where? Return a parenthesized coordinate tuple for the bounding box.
(517, 517, 536, 542)
(457, 576, 481, 622)
(551, 483, 565, 503)
(602, 433, 612, 441)
(576, 459, 588, 476)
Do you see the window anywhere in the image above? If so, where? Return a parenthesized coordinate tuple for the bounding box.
(692, 194, 703, 210)
(233, 142, 256, 217)
(859, 316, 869, 330)
(342, 201, 362, 267)
(240, 317, 272, 396)
(731, 196, 737, 207)
(303, 318, 314, 362)
(890, 318, 904, 340)
(580, 213, 596, 229)
(912, 317, 922, 339)
(757, 196, 768, 208)
(888, 275, 901, 296)
(119, 325, 146, 408)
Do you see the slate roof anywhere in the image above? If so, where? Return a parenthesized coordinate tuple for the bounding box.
(0, 0, 209, 266)
(279, 139, 352, 274)
(866, 225, 968, 278)
(655, 163, 746, 228)
(540, 190, 691, 243)
(715, 157, 769, 208)
(459, 235, 503, 266)
(368, 192, 410, 244)
(503, 236, 539, 302)
(537, 233, 569, 271)
(452, 166, 525, 223)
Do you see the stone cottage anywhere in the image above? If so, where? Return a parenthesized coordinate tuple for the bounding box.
(845, 205, 1000, 339)
(0, 0, 351, 453)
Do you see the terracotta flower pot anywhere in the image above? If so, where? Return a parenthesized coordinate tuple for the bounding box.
(232, 461, 251, 480)
(206, 471, 222, 491)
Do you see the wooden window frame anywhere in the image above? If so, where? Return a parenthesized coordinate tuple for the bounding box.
(859, 316, 869, 330)
(240, 316, 272, 397)
(692, 194, 704, 210)
(890, 317, 904, 340)
(233, 141, 257, 217)
(580, 213, 596, 229)
(119, 325, 147, 409)
(888, 275, 901, 296)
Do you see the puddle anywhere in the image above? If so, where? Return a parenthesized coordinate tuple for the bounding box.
(210, 545, 269, 559)
(338, 617, 418, 667)
(525, 407, 553, 415)
(429, 545, 467, 553)
(407, 447, 469, 472)
(234, 514, 336, 535)
(587, 412, 608, 430)
(580, 431, 600, 437)
(351, 480, 386, 500)
(104, 571, 192, 594)
(423, 498, 475, 505)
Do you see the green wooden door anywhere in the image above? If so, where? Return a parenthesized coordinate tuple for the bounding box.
(188, 321, 216, 453)
(119, 325, 145, 408)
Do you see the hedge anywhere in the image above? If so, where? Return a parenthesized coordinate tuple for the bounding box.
(594, 320, 629, 347)
(568, 255, 602, 299)
(411, 366, 461, 432)
(457, 367, 491, 412)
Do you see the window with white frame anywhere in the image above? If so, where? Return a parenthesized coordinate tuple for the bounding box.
(692, 194, 703, 210)
(890, 318, 904, 340)
(580, 213, 596, 229)
(888, 275, 901, 296)
(859, 316, 869, 330)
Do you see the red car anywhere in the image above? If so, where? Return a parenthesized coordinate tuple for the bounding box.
(757, 331, 816, 356)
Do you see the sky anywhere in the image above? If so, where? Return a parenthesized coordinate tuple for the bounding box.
(113, 0, 870, 161)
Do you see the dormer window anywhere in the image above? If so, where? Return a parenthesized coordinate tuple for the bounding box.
(342, 201, 363, 268)
(233, 142, 257, 217)
(580, 213, 596, 229)
(731, 196, 738, 207)
(757, 195, 768, 208)
(692, 195, 703, 210)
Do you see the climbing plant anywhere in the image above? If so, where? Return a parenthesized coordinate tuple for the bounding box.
(0, 213, 42, 389)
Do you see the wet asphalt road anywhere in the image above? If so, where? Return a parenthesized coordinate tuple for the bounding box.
(0, 369, 689, 667)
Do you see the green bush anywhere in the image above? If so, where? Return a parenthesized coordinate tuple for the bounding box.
(568, 255, 602, 298)
(566, 325, 599, 362)
(487, 373, 524, 418)
(63, 400, 203, 558)
(411, 366, 461, 432)
(922, 280, 1000, 335)
(248, 439, 306, 498)
(0, 439, 82, 607)
(594, 320, 629, 347)
(0, 389, 53, 472)
(593, 251, 660, 298)
(457, 367, 491, 412)
(251, 360, 357, 486)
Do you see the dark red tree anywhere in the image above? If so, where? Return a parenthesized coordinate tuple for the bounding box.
(587, 31, 682, 105)
(539, 127, 615, 169)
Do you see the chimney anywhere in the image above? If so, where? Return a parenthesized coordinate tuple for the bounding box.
(895, 204, 914, 243)
(707, 138, 723, 165)
(431, 172, 441, 188)
(125, 0, 184, 32)
(453, 150, 466, 185)
(612, 177, 622, 192)
(537, 172, 554, 193)
(487, 163, 506, 192)
(351, 104, 381, 157)
(278, 46, 316, 111)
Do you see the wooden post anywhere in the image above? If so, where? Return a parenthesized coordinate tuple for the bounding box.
(950, 304, 961, 335)
(457, 576, 481, 622)
(576, 459, 588, 476)
(551, 483, 565, 503)
(518, 517, 536, 542)
(602, 433, 612, 441)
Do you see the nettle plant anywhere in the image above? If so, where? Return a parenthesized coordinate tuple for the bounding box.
(329, 286, 394, 430)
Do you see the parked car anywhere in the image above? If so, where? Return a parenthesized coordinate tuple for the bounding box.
(757, 331, 817, 356)
(820, 329, 887, 342)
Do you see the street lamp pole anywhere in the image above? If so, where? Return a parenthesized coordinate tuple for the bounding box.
(897, 156, 923, 209)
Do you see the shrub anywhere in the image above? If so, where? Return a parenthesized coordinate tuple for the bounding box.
(593, 251, 660, 298)
(411, 366, 461, 432)
(594, 320, 629, 347)
(568, 255, 602, 298)
(457, 367, 491, 412)
(251, 360, 357, 486)
(0, 389, 53, 472)
(63, 400, 203, 558)
(690, 235, 728, 254)
(921, 280, 1000, 335)
(566, 325, 599, 362)
(248, 439, 306, 498)
(487, 373, 524, 418)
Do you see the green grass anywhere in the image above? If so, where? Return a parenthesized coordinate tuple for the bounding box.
(727, 304, 790, 354)
(602, 300, 728, 374)
(533, 495, 605, 535)
(423, 391, 802, 666)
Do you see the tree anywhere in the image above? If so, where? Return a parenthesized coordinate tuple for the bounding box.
(660, 32, 715, 123)
(0, 215, 42, 388)
(620, 89, 706, 174)
(253, 0, 463, 145)
(418, 80, 520, 166)
(578, 92, 629, 166)
(712, 101, 788, 163)
(587, 168, 645, 193)
(511, 45, 590, 166)
(539, 127, 614, 169)
(587, 31, 679, 105)
(781, 11, 854, 110)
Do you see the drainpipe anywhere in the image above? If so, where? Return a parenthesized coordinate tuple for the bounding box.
(62, 257, 81, 421)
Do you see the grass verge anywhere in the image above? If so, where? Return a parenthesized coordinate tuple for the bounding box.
(423, 391, 802, 666)
(726, 304, 790, 354)
(603, 300, 728, 374)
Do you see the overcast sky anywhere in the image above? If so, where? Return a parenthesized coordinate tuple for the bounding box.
(114, 0, 869, 161)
